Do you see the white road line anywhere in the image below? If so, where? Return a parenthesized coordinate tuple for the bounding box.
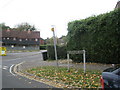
(3, 66, 8, 70)
(9, 64, 16, 76)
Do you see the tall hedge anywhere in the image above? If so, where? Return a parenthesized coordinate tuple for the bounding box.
(40, 45, 47, 50)
(47, 45, 67, 60)
(67, 9, 120, 64)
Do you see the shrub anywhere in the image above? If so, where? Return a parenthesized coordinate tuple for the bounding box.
(67, 9, 120, 64)
(40, 45, 47, 50)
(47, 45, 67, 60)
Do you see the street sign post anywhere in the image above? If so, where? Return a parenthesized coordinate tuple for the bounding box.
(51, 25, 58, 67)
(67, 50, 85, 54)
(67, 50, 86, 73)
(67, 53, 70, 71)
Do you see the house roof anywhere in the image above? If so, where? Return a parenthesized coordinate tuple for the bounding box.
(1, 30, 40, 39)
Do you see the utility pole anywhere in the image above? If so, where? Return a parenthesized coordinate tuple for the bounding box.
(51, 25, 58, 67)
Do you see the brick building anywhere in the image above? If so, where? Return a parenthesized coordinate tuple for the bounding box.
(0, 29, 40, 50)
(40, 38, 45, 45)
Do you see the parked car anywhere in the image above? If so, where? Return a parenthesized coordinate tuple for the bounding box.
(100, 65, 120, 89)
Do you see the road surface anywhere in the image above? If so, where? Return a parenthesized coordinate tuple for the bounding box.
(2, 51, 54, 89)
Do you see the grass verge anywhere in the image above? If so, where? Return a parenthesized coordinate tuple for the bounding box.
(26, 66, 102, 88)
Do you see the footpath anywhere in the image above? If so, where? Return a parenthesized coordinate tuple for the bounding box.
(15, 59, 112, 72)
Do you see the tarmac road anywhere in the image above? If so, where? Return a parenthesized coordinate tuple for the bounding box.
(2, 51, 54, 89)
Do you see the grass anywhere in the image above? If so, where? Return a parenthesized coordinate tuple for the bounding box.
(26, 66, 102, 88)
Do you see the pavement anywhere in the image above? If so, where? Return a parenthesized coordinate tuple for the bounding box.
(17, 59, 112, 72)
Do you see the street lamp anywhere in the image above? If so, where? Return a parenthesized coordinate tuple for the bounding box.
(51, 25, 58, 67)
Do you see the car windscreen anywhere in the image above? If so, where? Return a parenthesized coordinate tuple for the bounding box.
(103, 65, 120, 72)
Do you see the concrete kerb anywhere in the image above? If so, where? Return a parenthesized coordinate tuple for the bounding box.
(13, 61, 25, 73)
(13, 61, 70, 88)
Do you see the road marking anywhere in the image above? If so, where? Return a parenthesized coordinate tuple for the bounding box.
(28, 82, 31, 84)
(3, 66, 8, 70)
(9, 64, 16, 76)
(0, 65, 2, 69)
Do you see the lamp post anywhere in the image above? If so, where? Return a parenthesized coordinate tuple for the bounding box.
(51, 25, 58, 67)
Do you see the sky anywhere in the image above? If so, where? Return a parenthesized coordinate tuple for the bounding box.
(0, 0, 118, 39)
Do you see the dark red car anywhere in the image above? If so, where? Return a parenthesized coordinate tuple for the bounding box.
(100, 65, 120, 89)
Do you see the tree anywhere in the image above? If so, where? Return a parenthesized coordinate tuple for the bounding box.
(15, 22, 36, 31)
(58, 35, 67, 45)
(0, 23, 11, 30)
(45, 37, 61, 45)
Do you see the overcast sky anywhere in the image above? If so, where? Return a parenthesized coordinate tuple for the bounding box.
(0, 0, 118, 39)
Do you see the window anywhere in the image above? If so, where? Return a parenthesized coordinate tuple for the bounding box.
(7, 37, 9, 40)
(19, 39, 22, 41)
(13, 38, 16, 40)
(113, 66, 120, 76)
(35, 39, 38, 41)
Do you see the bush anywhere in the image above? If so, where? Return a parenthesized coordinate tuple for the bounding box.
(40, 45, 47, 50)
(67, 9, 120, 64)
(47, 45, 67, 60)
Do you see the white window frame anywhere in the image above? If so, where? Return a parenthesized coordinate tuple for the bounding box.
(13, 38, 16, 40)
(19, 39, 22, 41)
(7, 37, 9, 40)
(35, 38, 38, 41)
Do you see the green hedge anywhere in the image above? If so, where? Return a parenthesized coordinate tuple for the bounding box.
(40, 45, 47, 50)
(67, 9, 120, 64)
(47, 45, 67, 60)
